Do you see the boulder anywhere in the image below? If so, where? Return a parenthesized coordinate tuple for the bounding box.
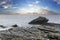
(0, 25, 5, 28)
(12, 24, 18, 27)
(29, 16, 48, 24)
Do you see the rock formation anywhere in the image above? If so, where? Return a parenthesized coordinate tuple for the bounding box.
(0, 25, 5, 28)
(29, 16, 48, 24)
(12, 24, 18, 27)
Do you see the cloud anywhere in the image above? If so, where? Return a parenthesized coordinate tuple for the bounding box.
(2, 4, 18, 9)
(42, 6, 49, 10)
(17, 4, 41, 14)
(2, 4, 17, 9)
(28, 0, 40, 6)
(17, 0, 41, 14)
(17, 6, 49, 14)
(0, 9, 58, 15)
(54, 0, 60, 4)
(0, 0, 10, 5)
(5, 12, 19, 15)
(0, 0, 15, 9)
(17, 1, 49, 14)
(28, 4, 33, 7)
(38, 9, 58, 15)
(12, 7, 17, 9)
(2, 5, 11, 9)
(17, 0, 50, 14)
(0, 12, 19, 15)
(33, 0, 40, 4)
(0, 1, 6, 5)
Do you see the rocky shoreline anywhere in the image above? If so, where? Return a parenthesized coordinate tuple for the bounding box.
(0, 16, 60, 40)
(0, 24, 60, 40)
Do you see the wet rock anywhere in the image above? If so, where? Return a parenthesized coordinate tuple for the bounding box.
(12, 24, 18, 27)
(29, 16, 48, 24)
(0, 25, 5, 28)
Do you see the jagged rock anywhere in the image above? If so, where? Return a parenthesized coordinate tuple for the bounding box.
(0, 25, 5, 28)
(29, 16, 48, 24)
(12, 24, 18, 27)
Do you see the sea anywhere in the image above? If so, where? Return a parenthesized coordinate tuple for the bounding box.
(0, 15, 60, 31)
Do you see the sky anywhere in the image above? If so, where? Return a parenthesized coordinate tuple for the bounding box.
(0, 0, 60, 15)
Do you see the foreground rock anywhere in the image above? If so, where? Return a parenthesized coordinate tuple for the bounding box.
(0, 24, 60, 40)
(29, 16, 49, 24)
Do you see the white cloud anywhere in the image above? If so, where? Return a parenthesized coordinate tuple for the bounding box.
(0, 0, 14, 9)
(42, 6, 49, 10)
(17, 8, 30, 14)
(0, 0, 12, 6)
(28, 0, 40, 7)
(2, 4, 17, 9)
(28, 4, 33, 7)
(17, 4, 50, 15)
(17, 6, 49, 14)
(54, 0, 60, 4)
(0, 1, 6, 5)
(0, 0, 10, 5)
(17, 0, 49, 14)
(2, 5, 11, 9)
(18, 1, 41, 14)
(17, 4, 42, 14)
(32, 1, 40, 4)
(12, 7, 18, 9)
(35, 1, 40, 4)
(3, 5, 9, 9)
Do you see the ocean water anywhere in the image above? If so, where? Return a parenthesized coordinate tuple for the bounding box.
(0, 15, 60, 30)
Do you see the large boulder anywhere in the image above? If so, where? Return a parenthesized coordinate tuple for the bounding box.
(29, 16, 49, 24)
